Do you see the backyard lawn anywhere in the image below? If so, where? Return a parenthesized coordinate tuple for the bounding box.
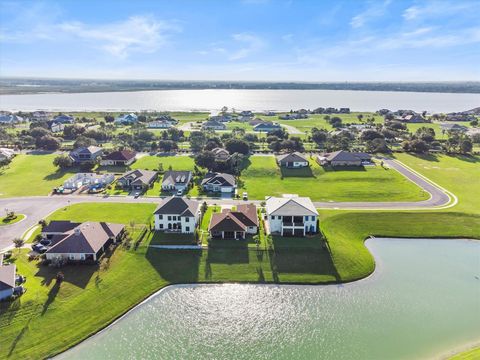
(0, 154, 78, 198)
(239, 156, 428, 202)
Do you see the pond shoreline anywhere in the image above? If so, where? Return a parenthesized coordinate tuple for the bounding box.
(55, 237, 480, 360)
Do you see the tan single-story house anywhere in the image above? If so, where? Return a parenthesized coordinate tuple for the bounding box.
(317, 150, 372, 167)
(45, 221, 125, 262)
(276, 152, 309, 168)
(100, 150, 137, 166)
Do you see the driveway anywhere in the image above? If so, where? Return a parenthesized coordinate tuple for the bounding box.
(0, 159, 453, 251)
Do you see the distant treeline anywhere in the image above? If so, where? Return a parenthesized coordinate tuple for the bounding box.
(1, 78, 480, 94)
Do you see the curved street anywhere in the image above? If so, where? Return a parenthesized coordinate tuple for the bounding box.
(0, 159, 453, 251)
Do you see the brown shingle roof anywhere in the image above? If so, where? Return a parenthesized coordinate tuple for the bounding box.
(46, 222, 125, 255)
(209, 204, 258, 232)
(103, 150, 136, 161)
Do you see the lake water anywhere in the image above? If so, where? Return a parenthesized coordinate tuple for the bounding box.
(57, 238, 480, 360)
(1, 89, 479, 113)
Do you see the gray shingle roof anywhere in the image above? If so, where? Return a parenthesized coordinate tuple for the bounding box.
(154, 196, 200, 217)
(162, 171, 192, 187)
(42, 221, 80, 234)
(201, 172, 236, 187)
(265, 196, 318, 216)
(119, 169, 157, 186)
(276, 152, 308, 163)
(0, 265, 15, 291)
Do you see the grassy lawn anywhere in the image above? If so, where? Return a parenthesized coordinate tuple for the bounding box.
(239, 156, 428, 202)
(132, 155, 195, 171)
(275, 112, 380, 133)
(393, 153, 480, 214)
(0, 154, 78, 197)
(0, 214, 25, 226)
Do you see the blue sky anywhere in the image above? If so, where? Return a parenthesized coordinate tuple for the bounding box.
(0, 0, 479, 81)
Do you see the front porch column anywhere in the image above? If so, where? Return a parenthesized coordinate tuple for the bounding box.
(222, 231, 224, 239)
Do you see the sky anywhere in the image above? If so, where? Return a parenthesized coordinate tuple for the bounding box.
(0, 0, 479, 81)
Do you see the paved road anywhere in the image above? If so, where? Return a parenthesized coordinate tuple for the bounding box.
(0, 159, 452, 251)
(280, 123, 304, 135)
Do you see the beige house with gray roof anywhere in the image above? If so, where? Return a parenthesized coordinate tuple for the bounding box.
(265, 195, 318, 236)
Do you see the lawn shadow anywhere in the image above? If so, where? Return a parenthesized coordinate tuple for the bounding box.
(43, 166, 80, 181)
(206, 240, 249, 264)
(450, 154, 480, 163)
(41, 281, 60, 315)
(322, 165, 366, 172)
(407, 153, 439, 162)
(269, 235, 341, 282)
(35, 262, 99, 289)
(0, 297, 22, 326)
(280, 166, 314, 178)
(145, 247, 202, 283)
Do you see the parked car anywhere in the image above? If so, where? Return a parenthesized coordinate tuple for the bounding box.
(134, 191, 141, 198)
(242, 192, 248, 200)
(176, 189, 183, 196)
(39, 239, 51, 246)
(32, 243, 47, 253)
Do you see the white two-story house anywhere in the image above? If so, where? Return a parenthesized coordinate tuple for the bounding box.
(265, 195, 318, 236)
(153, 196, 201, 233)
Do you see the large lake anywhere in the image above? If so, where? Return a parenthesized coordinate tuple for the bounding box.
(1, 89, 479, 113)
(58, 238, 480, 360)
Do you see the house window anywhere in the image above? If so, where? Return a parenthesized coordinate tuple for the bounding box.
(158, 215, 163, 220)
(270, 216, 275, 220)
(305, 216, 308, 221)
(185, 226, 190, 232)
(185, 217, 190, 222)
(277, 216, 282, 220)
(159, 224, 163, 229)
(80, 254, 85, 260)
(68, 254, 75, 260)
(168, 216, 171, 221)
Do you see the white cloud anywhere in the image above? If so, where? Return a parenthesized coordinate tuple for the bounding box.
(58, 16, 178, 58)
(403, 1, 476, 21)
(229, 33, 265, 60)
(350, 0, 391, 28)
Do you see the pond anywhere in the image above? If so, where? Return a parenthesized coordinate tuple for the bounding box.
(57, 238, 480, 360)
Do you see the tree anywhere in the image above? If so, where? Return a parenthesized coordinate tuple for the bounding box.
(357, 114, 364, 122)
(360, 129, 384, 142)
(158, 140, 178, 152)
(13, 237, 25, 252)
(460, 139, 473, 153)
(328, 116, 342, 128)
(189, 131, 207, 152)
(204, 137, 223, 151)
(225, 138, 250, 155)
(36, 135, 61, 150)
(415, 127, 435, 143)
(73, 135, 97, 148)
(104, 115, 115, 123)
(403, 139, 429, 153)
(311, 128, 328, 145)
(30, 127, 50, 139)
(470, 119, 478, 127)
(366, 138, 389, 153)
(53, 155, 73, 169)
(194, 151, 216, 170)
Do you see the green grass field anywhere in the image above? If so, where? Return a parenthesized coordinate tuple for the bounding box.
(132, 155, 195, 171)
(239, 156, 428, 202)
(275, 112, 381, 133)
(0, 154, 78, 198)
